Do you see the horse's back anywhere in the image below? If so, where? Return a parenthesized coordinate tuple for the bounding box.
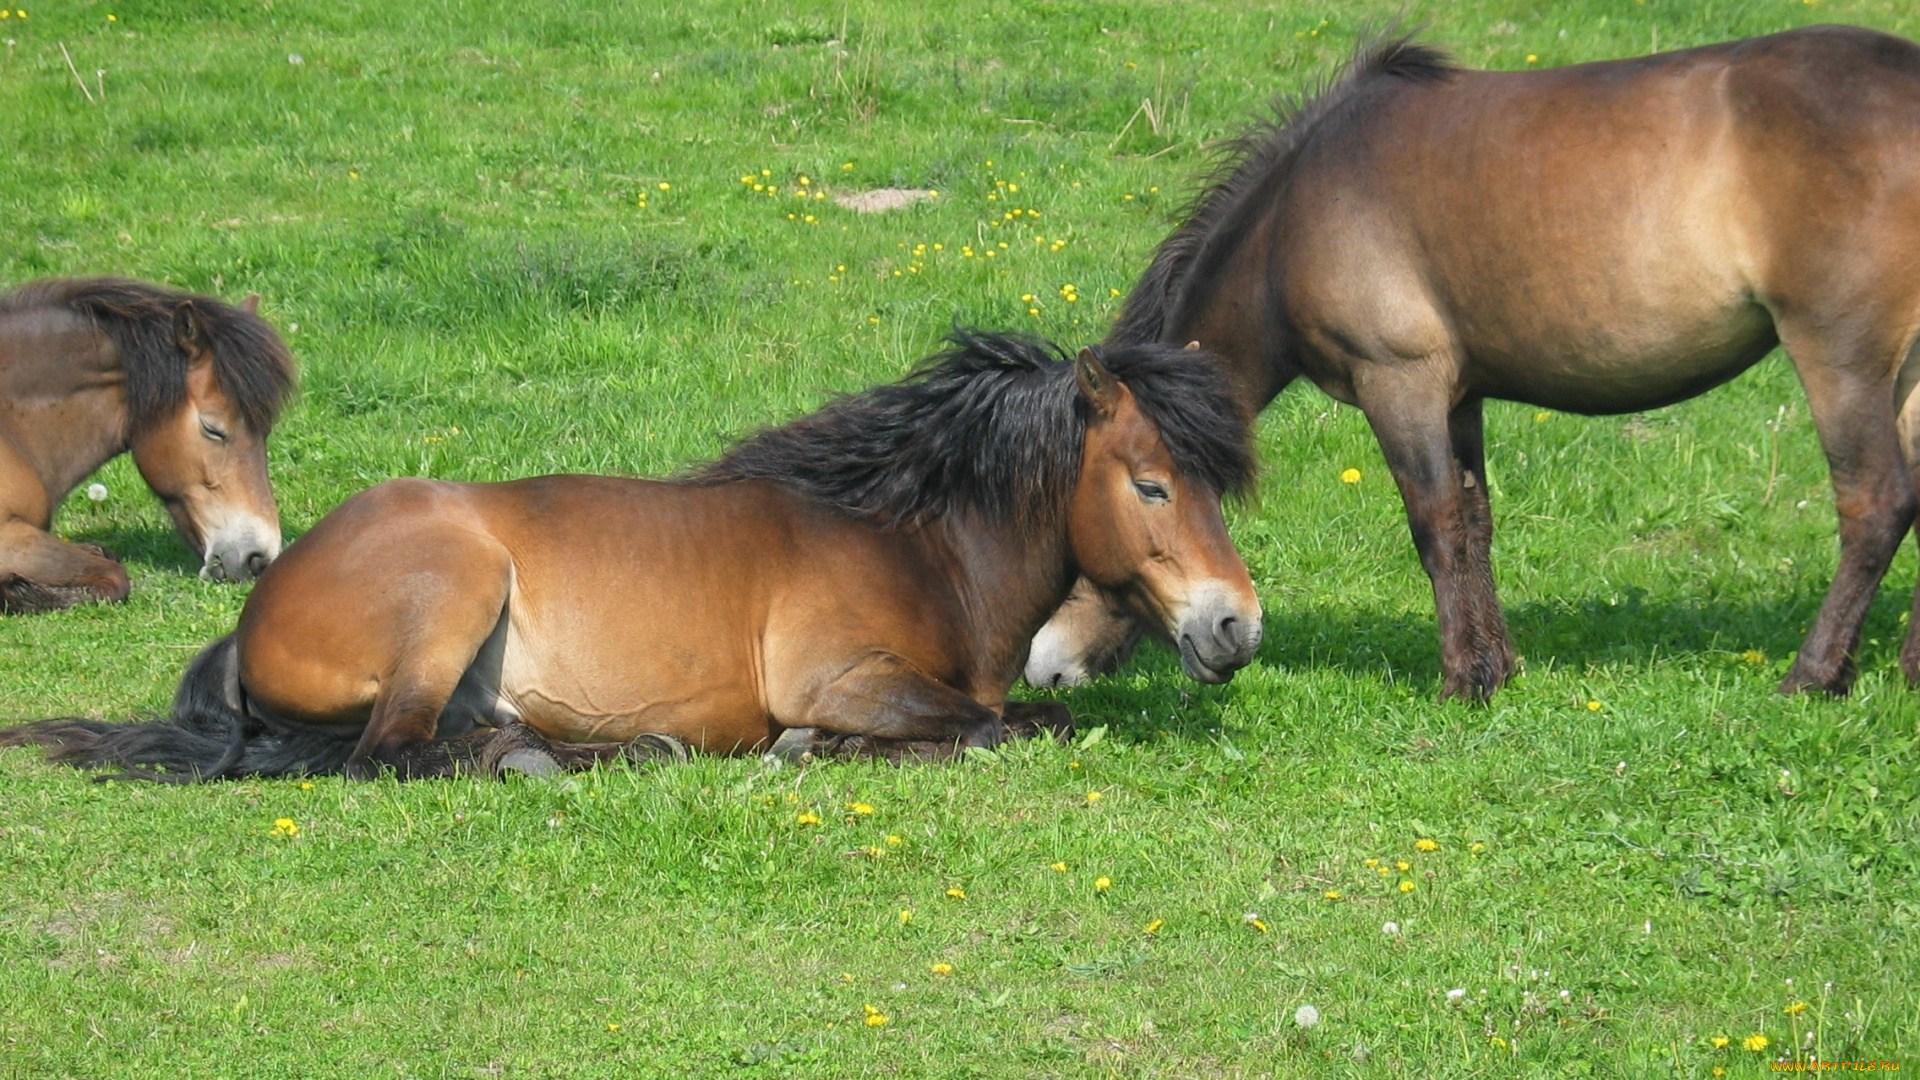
(1275, 25, 1920, 412)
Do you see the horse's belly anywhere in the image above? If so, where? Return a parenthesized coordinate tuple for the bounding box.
(496, 627, 772, 754)
(1464, 301, 1779, 414)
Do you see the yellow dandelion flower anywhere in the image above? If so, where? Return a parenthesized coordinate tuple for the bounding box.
(1526, 55, 1538, 64)
(928, 190, 938, 197)
(863, 1004, 889, 1026)
(1364, 858, 1379, 867)
(839, 972, 855, 983)
(1341, 468, 1362, 484)
(1007, 183, 1019, 192)
(1743, 1034, 1769, 1052)
(1247, 916, 1269, 933)
(1377, 866, 1391, 875)
(1395, 860, 1410, 872)
(272, 817, 299, 837)
(1415, 838, 1439, 852)
(753, 184, 765, 191)
(930, 962, 953, 975)
(1535, 410, 1551, 422)
(842, 162, 854, 171)
(1143, 919, 1163, 934)
(798, 176, 810, 186)
(1713, 1069, 1726, 1078)
(886, 835, 902, 847)
(1490, 1036, 1508, 1049)
(1710, 1037, 1730, 1049)
(107, 12, 115, 20)
(986, 251, 998, 258)
(997, 242, 1009, 249)
(1742, 649, 1766, 665)
(1028, 308, 1039, 316)
(1784, 1002, 1808, 1016)
(1094, 876, 1111, 891)
(1149, 186, 1159, 193)
(1050, 862, 1068, 872)
(1587, 700, 1603, 711)
(1123, 193, 1134, 201)
(797, 811, 822, 825)
(988, 193, 999, 201)
(1084, 791, 1102, 804)
(1110, 287, 1121, 296)
(933, 243, 944, 251)
(1324, 890, 1341, 900)
(898, 909, 913, 924)
(1021, 293, 1035, 302)
(985, 160, 994, 167)
(607, 1022, 620, 1031)
(1399, 880, 1415, 893)
(868, 316, 880, 324)
(299, 781, 314, 790)
(945, 888, 966, 899)
(1470, 842, 1485, 852)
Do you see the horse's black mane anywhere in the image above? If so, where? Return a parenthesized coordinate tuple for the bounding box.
(1108, 35, 1456, 346)
(698, 328, 1253, 529)
(0, 277, 295, 433)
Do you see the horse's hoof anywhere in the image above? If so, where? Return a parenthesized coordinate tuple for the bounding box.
(768, 727, 823, 764)
(1778, 665, 1853, 697)
(622, 732, 691, 766)
(1002, 701, 1074, 741)
(496, 748, 561, 777)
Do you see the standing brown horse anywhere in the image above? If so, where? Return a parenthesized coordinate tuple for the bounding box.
(3, 331, 1259, 781)
(0, 278, 294, 611)
(1027, 26, 1920, 702)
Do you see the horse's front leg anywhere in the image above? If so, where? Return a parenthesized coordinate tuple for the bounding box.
(768, 653, 1011, 763)
(0, 519, 131, 613)
(1356, 376, 1512, 702)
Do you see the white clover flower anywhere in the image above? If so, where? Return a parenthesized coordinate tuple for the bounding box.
(1446, 988, 1466, 1005)
(86, 483, 108, 502)
(1294, 1004, 1320, 1028)
(1381, 921, 1400, 936)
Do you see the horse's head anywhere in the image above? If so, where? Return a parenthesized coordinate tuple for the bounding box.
(128, 298, 282, 582)
(1063, 344, 1261, 684)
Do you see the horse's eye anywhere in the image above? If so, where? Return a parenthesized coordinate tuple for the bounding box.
(200, 420, 228, 443)
(1133, 479, 1170, 504)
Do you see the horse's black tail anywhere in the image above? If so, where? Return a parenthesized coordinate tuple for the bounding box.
(0, 635, 356, 781)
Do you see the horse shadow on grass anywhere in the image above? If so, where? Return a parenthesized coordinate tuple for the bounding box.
(1044, 583, 1918, 737)
(60, 522, 203, 577)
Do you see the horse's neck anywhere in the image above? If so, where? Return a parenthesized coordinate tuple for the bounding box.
(0, 312, 131, 506)
(928, 514, 1078, 693)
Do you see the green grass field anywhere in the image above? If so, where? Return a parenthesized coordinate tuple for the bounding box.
(4, 0, 1918, 1075)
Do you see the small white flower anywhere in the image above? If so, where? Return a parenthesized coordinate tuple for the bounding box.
(287, 53, 303, 65)
(1559, 989, 1571, 1001)
(1446, 988, 1466, 1005)
(86, 483, 108, 502)
(1293, 1004, 1320, 1028)
(1381, 921, 1399, 936)
(1241, 911, 1261, 925)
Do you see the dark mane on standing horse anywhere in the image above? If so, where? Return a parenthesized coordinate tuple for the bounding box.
(1107, 34, 1456, 346)
(0, 277, 296, 434)
(696, 328, 1254, 529)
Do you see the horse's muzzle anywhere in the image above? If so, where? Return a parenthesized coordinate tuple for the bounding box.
(1175, 592, 1263, 684)
(201, 520, 282, 583)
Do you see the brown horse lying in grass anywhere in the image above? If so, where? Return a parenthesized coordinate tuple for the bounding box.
(0, 278, 293, 611)
(3, 331, 1260, 780)
(1028, 26, 1920, 702)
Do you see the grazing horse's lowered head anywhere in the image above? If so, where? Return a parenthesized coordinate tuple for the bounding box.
(0, 278, 296, 594)
(130, 297, 287, 581)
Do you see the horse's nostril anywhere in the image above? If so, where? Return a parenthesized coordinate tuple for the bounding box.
(245, 552, 270, 577)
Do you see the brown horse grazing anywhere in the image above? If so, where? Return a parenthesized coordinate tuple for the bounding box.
(2, 331, 1259, 781)
(0, 278, 294, 611)
(1026, 26, 1920, 702)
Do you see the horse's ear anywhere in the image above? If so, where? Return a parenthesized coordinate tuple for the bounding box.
(1184, 340, 1201, 351)
(1075, 347, 1123, 417)
(239, 293, 260, 315)
(172, 301, 210, 361)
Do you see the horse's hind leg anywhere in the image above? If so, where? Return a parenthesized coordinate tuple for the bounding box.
(341, 550, 517, 780)
(1355, 373, 1513, 702)
(1779, 326, 1916, 695)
